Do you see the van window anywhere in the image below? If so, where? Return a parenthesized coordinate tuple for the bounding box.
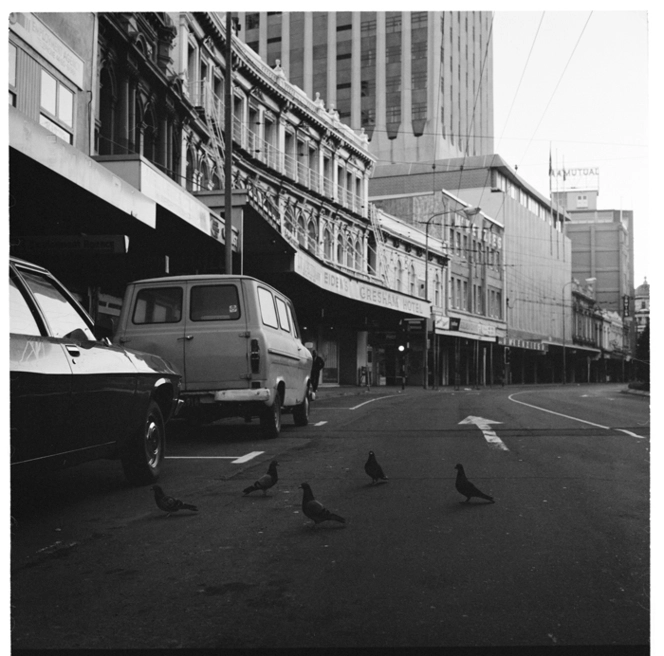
(275, 296, 292, 333)
(257, 287, 279, 329)
(286, 303, 300, 339)
(190, 285, 240, 321)
(133, 287, 182, 324)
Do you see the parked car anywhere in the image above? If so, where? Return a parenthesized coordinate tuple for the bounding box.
(10, 257, 181, 485)
(114, 274, 312, 438)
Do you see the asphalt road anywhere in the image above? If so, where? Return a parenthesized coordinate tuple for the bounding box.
(10, 383, 650, 651)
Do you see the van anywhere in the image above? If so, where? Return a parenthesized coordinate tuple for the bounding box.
(114, 275, 312, 438)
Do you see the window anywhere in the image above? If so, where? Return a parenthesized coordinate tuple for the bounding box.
(10, 276, 41, 336)
(190, 285, 240, 321)
(258, 287, 279, 329)
(275, 297, 292, 333)
(19, 269, 94, 340)
(40, 69, 74, 143)
(246, 13, 260, 30)
(411, 42, 427, 59)
(133, 287, 183, 324)
(9, 43, 17, 105)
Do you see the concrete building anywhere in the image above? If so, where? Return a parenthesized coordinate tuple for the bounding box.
(370, 154, 574, 384)
(235, 11, 494, 166)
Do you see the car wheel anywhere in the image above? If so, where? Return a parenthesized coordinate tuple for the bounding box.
(121, 400, 165, 486)
(293, 392, 310, 426)
(260, 392, 282, 439)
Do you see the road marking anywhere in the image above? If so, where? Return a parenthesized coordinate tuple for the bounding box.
(314, 421, 328, 426)
(322, 394, 405, 411)
(509, 392, 646, 438)
(166, 451, 264, 464)
(459, 416, 509, 451)
(617, 429, 645, 439)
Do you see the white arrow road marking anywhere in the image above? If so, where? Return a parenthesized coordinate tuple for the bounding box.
(459, 416, 509, 451)
(166, 451, 264, 463)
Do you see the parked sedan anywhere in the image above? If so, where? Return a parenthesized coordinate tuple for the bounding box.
(10, 257, 181, 485)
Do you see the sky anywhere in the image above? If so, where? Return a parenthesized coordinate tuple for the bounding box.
(491, 10, 651, 286)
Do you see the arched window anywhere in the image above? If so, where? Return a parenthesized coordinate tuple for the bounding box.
(345, 236, 353, 268)
(142, 104, 158, 164)
(185, 148, 196, 191)
(336, 234, 344, 263)
(354, 238, 362, 270)
(410, 265, 416, 296)
(307, 220, 317, 253)
(434, 273, 441, 307)
(297, 215, 306, 247)
(98, 66, 115, 155)
(397, 260, 403, 292)
(323, 227, 333, 260)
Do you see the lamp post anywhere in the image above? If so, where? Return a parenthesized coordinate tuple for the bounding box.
(420, 205, 481, 389)
(562, 277, 595, 384)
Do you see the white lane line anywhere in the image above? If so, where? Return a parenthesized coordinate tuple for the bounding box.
(349, 394, 403, 410)
(314, 421, 328, 426)
(617, 429, 645, 439)
(509, 393, 646, 438)
(321, 394, 404, 411)
(166, 451, 264, 464)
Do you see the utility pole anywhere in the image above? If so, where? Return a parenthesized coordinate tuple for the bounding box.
(224, 12, 233, 274)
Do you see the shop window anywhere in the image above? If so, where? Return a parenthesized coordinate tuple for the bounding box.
(39, 69, 74, 144)
(9, 42, 17, 106)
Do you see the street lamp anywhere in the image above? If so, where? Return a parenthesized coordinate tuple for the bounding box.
(562, 277, 596, 384)
(419, 205, 481, 389)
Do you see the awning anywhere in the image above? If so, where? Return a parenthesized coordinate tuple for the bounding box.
(293, 250, 431, 319)
(542, 340, 601, 354)
(9, 107, 156, 229)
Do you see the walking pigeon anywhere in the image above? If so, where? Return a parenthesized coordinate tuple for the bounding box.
(454, 464, 495, 503)
(365, 450, 388, 484)
(243, 459, 279, 496)
(151, 485, 199, 515)
(299, 483, 345, 525)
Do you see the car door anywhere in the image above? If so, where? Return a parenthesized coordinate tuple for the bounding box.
(182, 279, 250, 391)
(15, 265, 138, 455)
(116, 283, 186, 385)
(9, 271, 73, 466)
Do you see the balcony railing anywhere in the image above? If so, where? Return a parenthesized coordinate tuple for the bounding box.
(190, 80, 367, 217)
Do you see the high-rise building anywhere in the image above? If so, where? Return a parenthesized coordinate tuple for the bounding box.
(552, 188, 635, 316)
(235, 11, 494, 167)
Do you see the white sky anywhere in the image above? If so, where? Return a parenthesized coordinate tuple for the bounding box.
(492, 10, 651, 285)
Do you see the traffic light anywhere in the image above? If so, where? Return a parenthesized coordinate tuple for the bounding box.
(397, 321, 409, 353)
(504, 347, 511, 364)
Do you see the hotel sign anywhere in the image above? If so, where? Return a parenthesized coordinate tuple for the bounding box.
(294, 251, 430, 318)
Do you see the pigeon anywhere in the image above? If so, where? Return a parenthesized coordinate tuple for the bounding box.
(243, 460, 279, 496)
(299, 483, 345, 526)
(365, 450, 388, 484)
(151, 485, 198, 515)
(454, 464, 495, 503)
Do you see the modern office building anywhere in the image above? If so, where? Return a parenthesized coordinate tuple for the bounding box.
(370, 155, 575, 384)
(235, 11, 494, 167)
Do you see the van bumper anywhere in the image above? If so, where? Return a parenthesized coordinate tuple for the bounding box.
(213, 389, 271, 403)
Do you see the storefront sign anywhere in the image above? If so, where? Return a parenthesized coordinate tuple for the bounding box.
(294, 251, 430, 318)
(20, 234, 129, 254)
(508, 337, 546, 352)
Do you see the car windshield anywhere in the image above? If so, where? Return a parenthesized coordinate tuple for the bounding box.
(18, 268, 95, 340)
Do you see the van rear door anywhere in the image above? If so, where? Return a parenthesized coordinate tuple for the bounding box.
(116, 282, 186, 381)
(183, 280, 250, 391)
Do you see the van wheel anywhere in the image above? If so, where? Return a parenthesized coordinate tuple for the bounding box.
(121, 400, 165, 486)
(260, 392, 282, 439)
(293, 393, 310, 426)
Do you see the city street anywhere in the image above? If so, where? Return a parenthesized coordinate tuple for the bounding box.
(11, 383, 649, 650)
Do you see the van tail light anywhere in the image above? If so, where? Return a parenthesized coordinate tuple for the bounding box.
(250, 339, 260, 374)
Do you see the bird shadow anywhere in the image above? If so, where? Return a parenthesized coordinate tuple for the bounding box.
(150, 512, 199, 521)
(446, 501, 495, 513)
